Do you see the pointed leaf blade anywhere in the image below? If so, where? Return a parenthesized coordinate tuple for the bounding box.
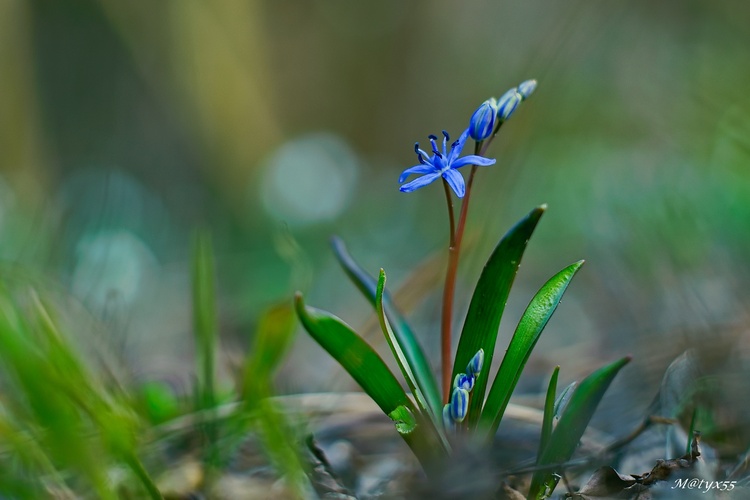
(294, 293, 413, 416)
(479, 261, 584, 439)
(537, 366, 560, 462)
(452, 205, 546, 427)
(528, 356, 632, 499)
(331, 237, 441, 417)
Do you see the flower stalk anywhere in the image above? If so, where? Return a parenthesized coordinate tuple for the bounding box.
(398, 79, 537, 402)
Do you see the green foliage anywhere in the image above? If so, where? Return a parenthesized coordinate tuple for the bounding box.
(451, 205, 545, 427)
(0, 287, 158, 499)
(538, 366, 560, 463)
(298, 204, 628, 490)
(0, 231, 305, 498)
(294, 292, 448, 471)
(479, 261, 584, 440)
(332, 237, 442, 417)
(192, 229, 218, 413)
(529, 356, 632, 499)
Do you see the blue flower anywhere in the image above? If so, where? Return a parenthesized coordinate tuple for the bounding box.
(398, 129, 496, 198)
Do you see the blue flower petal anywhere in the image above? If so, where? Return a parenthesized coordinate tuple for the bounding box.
(451, 155, 496, 169)
(399, 171, 443, 192)
(442, 169, 466, 198)
(447, 128, 470, 164)
(398, 164, 438, 183)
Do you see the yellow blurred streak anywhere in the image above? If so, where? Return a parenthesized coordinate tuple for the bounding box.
(0, 0, 49, 202)
(98, 0, 281, 204)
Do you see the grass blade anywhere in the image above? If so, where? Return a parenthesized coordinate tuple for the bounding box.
(528, 356, 631, 499)
(480, 261, 584, 438)
(452, 206, 545, 427)
(331, 237, 441, 417)
(192, 230, 218, 411)
(240, 301, 296, 401)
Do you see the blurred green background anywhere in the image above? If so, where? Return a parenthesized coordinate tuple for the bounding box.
(2, 0, 750, 427)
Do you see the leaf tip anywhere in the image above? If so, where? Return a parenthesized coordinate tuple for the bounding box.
(330, 235, 344, 250)
(293, 292, 305, 311)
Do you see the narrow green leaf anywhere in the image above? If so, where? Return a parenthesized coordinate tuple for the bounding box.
(528, 356, 631, 499)
(553, 381, 577, 419)
(452, 205, 546, 427)
(191, 230, 218, 411)
(294, 293, 414, 416)
(480, 261, 584, 439)
(241, 301, 296, 401)
(331, 237, 441, 417)
(537, 366, 560, 464)
(376, 270, 428, 412)
(376, 270, 448, 446)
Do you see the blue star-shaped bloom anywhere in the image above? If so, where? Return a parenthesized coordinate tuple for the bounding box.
(398, 128, 496, 198)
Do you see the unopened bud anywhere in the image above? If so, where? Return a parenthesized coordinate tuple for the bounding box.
(454, 373, 475, 392)
(496, 89, 522, 122)
(468, 98, 498, 141)
(517, 79, 538, 100)
(450, 387, 469, 422)
(467, 349, 485, 377)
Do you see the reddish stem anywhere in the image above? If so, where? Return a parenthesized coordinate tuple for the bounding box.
(440, 136, 496, 402)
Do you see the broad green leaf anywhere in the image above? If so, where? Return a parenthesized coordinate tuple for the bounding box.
(480, 261, 584, 439)
(331, 237, 441, 417)
(528, 356, 631, 499)
(537, 366, 560, 463)
(294, 293, 414, 417)
(295, 293, 448, 469)
(452, 206, 545, 427)
(191, 230, 217, 411)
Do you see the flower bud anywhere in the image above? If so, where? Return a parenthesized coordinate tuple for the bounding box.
(442, 404, 455, 430)
(496, 88, 522, 122)
(449, 387, 469, 422)
(454, 373, 475, 392)
(468, 98, 497, 141)
(467, 349, 484, 377)
(517, 79, 538, 100)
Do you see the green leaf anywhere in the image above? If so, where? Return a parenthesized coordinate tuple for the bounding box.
(294, 293, 414, 417)
(191, 230, 218, 411)
(376, 271, 449, 447)
(241, 301, 297, 401)
(331, 237, 442, 418)
(452, 205, 546, 427)
(389, 405, 417, 435)
(295, 294, 448, 471)
(537, 366, 560, 463)
(528, 356, 631, 499)
(480, 261, 584, 440)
